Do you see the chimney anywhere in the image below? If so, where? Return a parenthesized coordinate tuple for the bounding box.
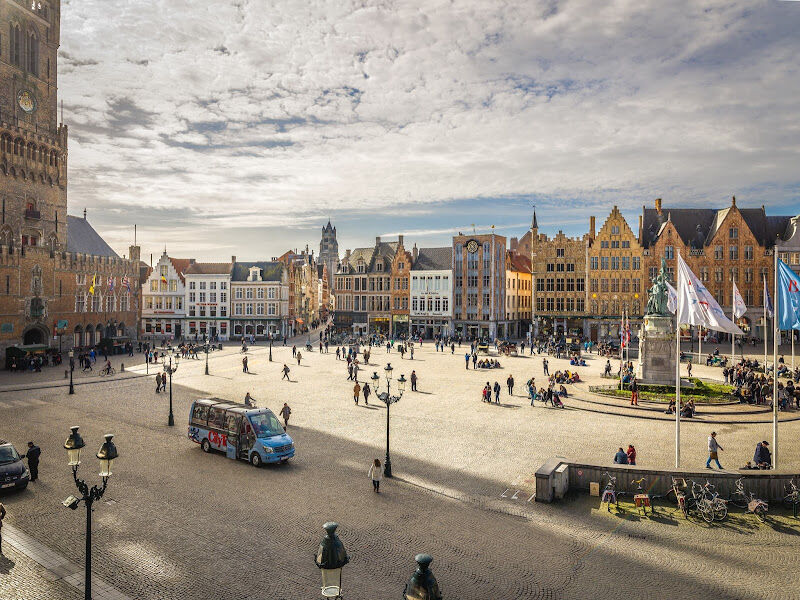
(638, 215, 643, 241)
(590, 216, 596, 240)
(412, 243, 418, 262)
(83, 208, 87, 220)
(345, 249, 351, 261)
(398, 235, 404, 247)
(655, 198, 662, 215)
(731, 195, 736, 207)
(189, 258, 196, 264)
(376, 236, 381, 246)
(231, 255, 236, 263)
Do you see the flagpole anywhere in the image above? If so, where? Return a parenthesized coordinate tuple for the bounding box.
(675, 252, 682, 468)
(731, 281, 736, 360)
(773, 251, 779, 469)
(698, 324, 702, 367)
(764, 274, 768, 373)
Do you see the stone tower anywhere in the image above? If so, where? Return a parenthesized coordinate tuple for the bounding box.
(0, 0, 68, 251)
(319, 220, 339, 279)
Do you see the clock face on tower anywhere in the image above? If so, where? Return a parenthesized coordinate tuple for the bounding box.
(466, 239, 479, 254)
(18, 90, 36, 113)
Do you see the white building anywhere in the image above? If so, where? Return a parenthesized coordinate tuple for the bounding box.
(184, 261, 233, 341)
(410, 246, 454, 338)
(231, 261, 290, 339)
(141, 252, 191, 341)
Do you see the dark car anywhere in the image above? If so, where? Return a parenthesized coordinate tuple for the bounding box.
(0, 440, 30, 491)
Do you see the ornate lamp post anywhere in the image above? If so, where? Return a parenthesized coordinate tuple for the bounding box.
(68, 349, 75, 395)
(371, 364, 406, 478)
(161, 353, 180, 426)
(403, 554, 442, 600)
(204, 336, 210, 376)
(314, 521, 349, 599)
(269, 332, 273, 362)
(62, 427, 119, 600)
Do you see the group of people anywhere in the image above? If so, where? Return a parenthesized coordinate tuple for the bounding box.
(665, 397, 696, 417)
(613, 445, 637, 465)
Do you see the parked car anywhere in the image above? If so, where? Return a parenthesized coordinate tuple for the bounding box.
(0, 439, 30, 491)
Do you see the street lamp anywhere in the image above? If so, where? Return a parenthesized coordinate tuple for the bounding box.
(314, 521, 349, 599)
(371, 363, 405, 478)
(161, 353, 180, 426)
(403, 554, 442, 600)
(204, 336, 210, 376)
(68, 349, 75, 395)
(62, 427, 119, 600)
(269, 332, 273, 362)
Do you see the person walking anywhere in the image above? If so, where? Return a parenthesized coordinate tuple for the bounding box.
(347, 363, 354, 381)
(630, 377, 639, 406)
(368, 458, 383, 493)
(493, 381, 501, 404)
(410, 370, 417, 392)
(543, 358, 549, 376)
(0, 501, 5, 555)
(363, 381, 371, 405)
(353, 381, 361, 405)
(155, 372, 162, 393)
(296, 351, 302, 366)
(280, 402, 291, 428)
(242, 356, 249, 373)
(706, 431, 724, 469)
(507, 374, 514, 396)
(464, 353, 470, 369)
(410, 346, 414, 360)
(282, 364, 291, 381)
(23, 441, 40, 482)
(292, 345, 297, 358)
(472, 353, 477, 369)
(687, 361, 693, 378)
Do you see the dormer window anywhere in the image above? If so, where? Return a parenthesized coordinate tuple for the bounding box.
(248, 267, 262, 282)
(377, 263, 383, 272)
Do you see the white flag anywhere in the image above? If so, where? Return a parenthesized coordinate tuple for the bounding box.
(666, 281, 678, 314)
(677, 254, 743, 334)
(732, 280, 747, 319)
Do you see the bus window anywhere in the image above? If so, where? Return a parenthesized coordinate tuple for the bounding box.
(225, 414, 239, 433)
(208, 407, 225, 429)
(192, 404, 208, 425)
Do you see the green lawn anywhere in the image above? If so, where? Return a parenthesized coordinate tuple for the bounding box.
(591, 379, 735, 404)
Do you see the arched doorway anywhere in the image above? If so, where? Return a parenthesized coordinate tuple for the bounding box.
(23, 326, 46, 345)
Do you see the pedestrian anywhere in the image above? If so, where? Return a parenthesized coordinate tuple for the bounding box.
(465, 353, 470, 369)
(292, 345, 297, 357)
(626, 444, 637, 466)
(282, 364, 291, 381)
(706, 431, 724, 469)
(410, 370, 418, 391)
(368, 458, 383, 493)
(242, 356, 249, 373)
(0, 501, 5, 555)
(630, 377, 639, 406)
(244, 392, 255, 407)
(155, 372, 162, 393)
(24, 441, 40, 482)
(353, 381, 361, 405)
(687, 361, 693, 378)
(543, 358, 549, 376)
(507, 374, 514, 396)
(280, 402, 291, 428)
(410, 346, 414, 360)
(347, 363, 354, 381)
(296, 351, 302, 365)
(613, 447, 628, 464)
(336, 347, 341, 360)
(363, 381, 371, 405)
(493, 381, 501, 404)
(472, 353, 477, 369)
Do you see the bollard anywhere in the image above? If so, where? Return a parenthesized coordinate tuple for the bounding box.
(120, 363, 125, 372)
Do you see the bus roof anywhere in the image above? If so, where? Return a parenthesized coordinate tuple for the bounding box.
(192, 398, 267, 415)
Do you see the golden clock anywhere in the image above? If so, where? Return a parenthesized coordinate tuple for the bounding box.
(18, 90, 36, 113)
(466, 240, 479, 254)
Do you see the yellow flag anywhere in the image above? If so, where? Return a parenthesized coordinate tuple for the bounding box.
(89, 274, 96, 295)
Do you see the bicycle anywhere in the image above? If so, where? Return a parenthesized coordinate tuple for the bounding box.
(730, 478, 768, 521)
(600, 472, 619, 512)
(660, 477, 689, 518)
(701, 481, 728, 522)
(689, 481, 715, 523)
(99, 366, 116, 377)
(631, 477, 653, 516)
(783, 479, 799, 519)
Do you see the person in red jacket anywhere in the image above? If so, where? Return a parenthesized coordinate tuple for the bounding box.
(626, 444, 637, 466)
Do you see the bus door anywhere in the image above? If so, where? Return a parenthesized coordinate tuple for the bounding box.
(226, 413, 242, 460)
(239, 416, 255, 459)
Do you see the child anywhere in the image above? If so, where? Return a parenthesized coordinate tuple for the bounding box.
(368, 459, 383, 493)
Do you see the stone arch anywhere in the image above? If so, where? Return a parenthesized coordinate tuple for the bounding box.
(84, 324, 94, 347)
(73, 324, 82, 348)
(22, 324, 48, 345)
(96, 323, 103, 344)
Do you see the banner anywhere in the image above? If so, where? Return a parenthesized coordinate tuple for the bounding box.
(777, 259, 800, 330)
(733, 281, 747, 319)
(677, 255, 743, 334)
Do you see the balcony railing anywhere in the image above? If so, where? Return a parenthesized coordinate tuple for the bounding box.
(24, 208, 41, 219)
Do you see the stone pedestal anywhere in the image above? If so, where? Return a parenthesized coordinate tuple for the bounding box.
(638, 315, 676, 385)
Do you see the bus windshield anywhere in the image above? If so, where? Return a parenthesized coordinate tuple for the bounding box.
(249, 411, 285, 438)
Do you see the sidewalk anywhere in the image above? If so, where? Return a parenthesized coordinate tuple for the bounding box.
(1, 524, 131, 600)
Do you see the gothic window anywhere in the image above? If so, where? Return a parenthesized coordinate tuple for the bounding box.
(10, 24, 21, 67)
(27, 31, 39, 75)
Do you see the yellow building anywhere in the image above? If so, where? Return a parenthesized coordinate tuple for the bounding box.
(505, 251, 532, 338)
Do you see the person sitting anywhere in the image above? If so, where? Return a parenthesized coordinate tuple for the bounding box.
(552, 392, 564, 408)
(613, 447, 628, 464)
(680, 402, 694, 418)
(559, 384, 568, 397)
(666, 399, 676, 414)
(753, 441, 772, 469)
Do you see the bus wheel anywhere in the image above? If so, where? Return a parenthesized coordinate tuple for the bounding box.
(250, 453, 262, 467)
(201, 439, 211, 453)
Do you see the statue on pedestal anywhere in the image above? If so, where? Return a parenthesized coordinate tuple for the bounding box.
(646, 258, 671, 317)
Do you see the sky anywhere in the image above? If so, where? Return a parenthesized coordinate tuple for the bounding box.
(59, 0, 800, 262)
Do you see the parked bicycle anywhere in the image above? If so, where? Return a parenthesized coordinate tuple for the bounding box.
(689, 481, 716, 523)
(631, 477, 653, 516)
(783, 479, 799, 519)
(729, 478, 768, 521)
(600, 472, 619, 512)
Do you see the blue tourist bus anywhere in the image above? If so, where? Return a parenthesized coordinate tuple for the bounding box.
(188, 398, 295, 466)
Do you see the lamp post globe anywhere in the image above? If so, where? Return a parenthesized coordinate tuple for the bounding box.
(96, 434, 118, 479)
(371, 371, 380, 384)
(403, 554, 442, 600)
(64, 426, 85, 467)
(398, 373, 407, 394)
(314, 522, 349, 599)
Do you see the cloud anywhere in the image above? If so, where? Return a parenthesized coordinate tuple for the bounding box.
(58, 0, 800, 259)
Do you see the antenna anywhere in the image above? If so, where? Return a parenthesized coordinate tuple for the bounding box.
(471, 223, 476, 234)
(134, 224, 137, 246)
(61, 99, 63, 124)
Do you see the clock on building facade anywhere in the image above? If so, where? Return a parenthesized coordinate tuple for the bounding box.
(466, 239, 479, 254)
(17, 89, 36, 113)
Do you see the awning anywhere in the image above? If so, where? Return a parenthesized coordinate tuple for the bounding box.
(296, 318, 304, 325)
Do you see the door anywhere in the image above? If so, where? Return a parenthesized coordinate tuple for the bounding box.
(175, 324, 182, 339)
(226, 414, 241, 460)
(239, 417, 255, 460)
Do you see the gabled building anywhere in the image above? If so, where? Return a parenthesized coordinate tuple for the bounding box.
(505, 251, 532, 339)
(184, 260, 233, 341)
(230, 261, 289, 340)
(141, 251, 191, 341)
(410, 245, 453, 338)
(390, 236, 412, 337)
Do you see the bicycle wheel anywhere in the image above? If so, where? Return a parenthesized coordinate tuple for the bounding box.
(712, 500, 728, 521)
(754, 505, 767, 522)
(783, 494, 798, 510)
(728, 496, 747, 509)
(700, 502, 714, 523)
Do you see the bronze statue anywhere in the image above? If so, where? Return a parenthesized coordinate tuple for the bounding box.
(645, 258, 671, 316)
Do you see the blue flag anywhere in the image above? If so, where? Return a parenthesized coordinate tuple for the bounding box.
(764, 274, 773, 319)
(777, 259, 800, 330)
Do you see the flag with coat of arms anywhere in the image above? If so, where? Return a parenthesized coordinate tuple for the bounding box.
(732, 280, 747, 319)
(676, 255, 742, 335)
